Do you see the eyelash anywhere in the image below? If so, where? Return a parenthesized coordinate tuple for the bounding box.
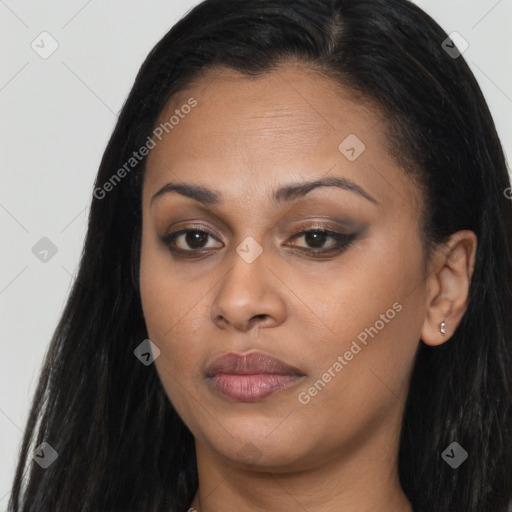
(161, 225, 357, 258)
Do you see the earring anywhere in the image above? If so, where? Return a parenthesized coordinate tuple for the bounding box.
(440, 321, 446, 335)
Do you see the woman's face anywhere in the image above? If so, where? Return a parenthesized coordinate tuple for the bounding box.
(139, 63, 428, 473)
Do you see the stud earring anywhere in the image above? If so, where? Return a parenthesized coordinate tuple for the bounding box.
(440, 321, 446, 335)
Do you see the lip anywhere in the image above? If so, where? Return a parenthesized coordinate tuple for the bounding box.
(205, 351, 305, 402)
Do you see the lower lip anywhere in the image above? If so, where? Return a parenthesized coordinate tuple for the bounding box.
(207, 373, 303, 402)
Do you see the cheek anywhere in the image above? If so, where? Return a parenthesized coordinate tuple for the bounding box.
(139, 223, 189, 341)
(289, 241, 424, 452)
(305, 227, 423, 342)
(139, 232, 211, 409)
(299, 227, 424, 388)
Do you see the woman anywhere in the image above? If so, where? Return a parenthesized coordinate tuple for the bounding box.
(8, 0, 512, 511)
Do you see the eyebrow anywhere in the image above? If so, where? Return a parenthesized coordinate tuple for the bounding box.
(150, 175, 379, 207)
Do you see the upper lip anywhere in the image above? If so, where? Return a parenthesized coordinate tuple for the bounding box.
(205, 351, 305, 377)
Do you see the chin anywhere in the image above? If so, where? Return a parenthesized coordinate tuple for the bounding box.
(206, 424, 313, 469)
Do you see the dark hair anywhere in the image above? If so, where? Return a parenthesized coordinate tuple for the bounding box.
(8, 0, 512, 511)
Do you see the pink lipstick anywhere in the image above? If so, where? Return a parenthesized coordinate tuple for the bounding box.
(205, 351, 305, 402)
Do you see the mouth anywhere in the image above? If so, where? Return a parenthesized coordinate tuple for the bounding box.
(205, 351, 306, 402)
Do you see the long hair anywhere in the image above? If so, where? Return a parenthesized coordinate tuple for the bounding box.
(8, 1, 512, 511)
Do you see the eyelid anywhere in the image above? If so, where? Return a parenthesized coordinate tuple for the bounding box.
(290, 219, 356, 234)
(288, 228, 357, 251)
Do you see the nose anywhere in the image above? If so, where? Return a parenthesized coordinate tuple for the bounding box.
(209, 244, 287, 333)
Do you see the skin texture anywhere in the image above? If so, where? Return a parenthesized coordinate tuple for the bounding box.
(139, 63, 477, 512)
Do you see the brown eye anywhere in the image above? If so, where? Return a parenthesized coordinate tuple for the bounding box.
(179, 230, 210, 250)
(162, 228, 222, 253)
(289, 229, 356, 253)
(161, 226, 357, 260)
(302, 230, 331, 249)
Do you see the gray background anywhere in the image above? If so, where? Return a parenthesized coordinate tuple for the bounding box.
(1, 0, 511, 508)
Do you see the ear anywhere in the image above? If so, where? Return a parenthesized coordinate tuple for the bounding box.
(421, 230, 477, 346)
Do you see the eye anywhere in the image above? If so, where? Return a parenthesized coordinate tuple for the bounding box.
(161, 226, 357, 258)
(162, 227, 221, 253)
(288, 229, 356, 253)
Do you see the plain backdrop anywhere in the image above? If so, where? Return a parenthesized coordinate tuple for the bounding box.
(1, 0, 511, 508)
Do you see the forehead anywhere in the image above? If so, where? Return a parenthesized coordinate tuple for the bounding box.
(143, 63, 419, 212)
(151, 64, 379, 158)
